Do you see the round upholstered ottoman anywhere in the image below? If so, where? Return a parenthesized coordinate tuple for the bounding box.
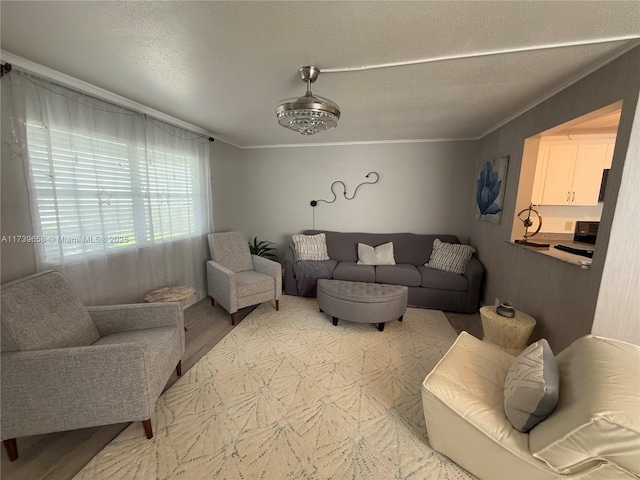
(317, 279, 408, 331)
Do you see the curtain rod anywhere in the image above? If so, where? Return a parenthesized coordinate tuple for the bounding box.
(1, 62, 12, 77)
(0, 51, 216, 141)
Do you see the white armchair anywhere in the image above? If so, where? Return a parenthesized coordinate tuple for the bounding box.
(206, 231, 281, 325)
(422, 332, 640, 479)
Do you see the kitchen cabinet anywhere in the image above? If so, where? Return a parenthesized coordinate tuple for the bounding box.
(532, 139, 614, 206)
(531, 144, 550, 205)
(604, 142, 615, 169)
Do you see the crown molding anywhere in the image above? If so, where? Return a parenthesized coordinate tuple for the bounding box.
(478, 39, 640, 139)
(242, 137, 477, 150)
(0, 50, 231, 144)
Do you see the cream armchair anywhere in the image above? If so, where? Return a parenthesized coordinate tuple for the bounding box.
(206, 231, 281, 325)
(422, 332, 640, 479)
(1, 270, 185, 461)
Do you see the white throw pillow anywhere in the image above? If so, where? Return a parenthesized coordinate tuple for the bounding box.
(292, 233, 329, 261)
(357, 242, 396, 265)
(425, 238, 475, 274)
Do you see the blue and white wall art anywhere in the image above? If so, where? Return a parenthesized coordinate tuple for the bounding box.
(475, 155, 509, 224)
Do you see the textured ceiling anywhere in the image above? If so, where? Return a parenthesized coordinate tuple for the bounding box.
(1, 1, 639, 148)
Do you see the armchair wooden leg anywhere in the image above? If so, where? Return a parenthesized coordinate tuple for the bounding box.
(210, 297, 215, 306)
(276, 299, 280, 311)
(176, 360, 182, 377)
(142, 419, 153, 439)
(3, 438, 18, 461)
(230, 313, 236, 326)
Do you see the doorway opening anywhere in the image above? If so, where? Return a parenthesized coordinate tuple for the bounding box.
(512, 102, 622, 247)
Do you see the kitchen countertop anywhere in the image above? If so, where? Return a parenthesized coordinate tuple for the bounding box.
(508, 233, 595, 268)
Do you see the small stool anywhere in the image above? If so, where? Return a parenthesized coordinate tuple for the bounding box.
(480, 305, 536, 355)
(317, 279, 408, 332)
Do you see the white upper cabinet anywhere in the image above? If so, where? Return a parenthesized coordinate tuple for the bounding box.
(532, 138, 615, 206)
(531, 144, 549, 205)
(604, 142, 615, 169)
(541, 144, 578, 205)
(571, 144, 607, 205)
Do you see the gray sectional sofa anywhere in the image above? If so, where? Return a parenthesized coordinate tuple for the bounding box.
(284, 230, 484, 314)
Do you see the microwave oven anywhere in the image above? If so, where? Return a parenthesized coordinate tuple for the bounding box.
(574, 221, 599, 245)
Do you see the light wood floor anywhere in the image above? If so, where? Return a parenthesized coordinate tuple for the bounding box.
(0, 298, 481, 480)
(445, 309, 483, 340)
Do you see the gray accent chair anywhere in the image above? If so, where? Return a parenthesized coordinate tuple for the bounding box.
(206, 231, 281, 325)
(1, 270, 185, 461)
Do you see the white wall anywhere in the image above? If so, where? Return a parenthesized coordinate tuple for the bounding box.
(210, 140, 245, 232)
(537, 204, 603, 234)
(235, 141, 478, 257)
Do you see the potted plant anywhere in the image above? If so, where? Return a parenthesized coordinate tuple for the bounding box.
(248, 236, 278, 261)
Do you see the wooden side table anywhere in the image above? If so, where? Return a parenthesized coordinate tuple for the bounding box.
(480, 306, 536, 356)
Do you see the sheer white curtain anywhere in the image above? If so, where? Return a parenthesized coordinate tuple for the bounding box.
(9, 70, 212, 305)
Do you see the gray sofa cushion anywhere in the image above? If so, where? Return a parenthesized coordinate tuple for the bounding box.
(332, 262, 375, 283)
(1, 270, 100, 352)
(376, 264, 421, 287)
(304, 230, 460, 265)
(418, 266, 469, 292)
(321, 259, 339, 277)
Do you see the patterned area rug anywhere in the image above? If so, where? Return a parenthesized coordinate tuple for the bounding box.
(74, 295, 474, 479)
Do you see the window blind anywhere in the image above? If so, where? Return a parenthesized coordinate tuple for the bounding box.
(26, 122, 200, 264)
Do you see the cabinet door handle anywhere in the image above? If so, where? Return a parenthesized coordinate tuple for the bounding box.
(567, 191, 571, 202)
(572, 191, 575, 202)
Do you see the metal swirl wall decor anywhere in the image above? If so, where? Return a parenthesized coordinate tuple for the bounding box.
(310, 172, 380, 207)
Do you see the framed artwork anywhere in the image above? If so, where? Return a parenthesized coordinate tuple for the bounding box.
(475, 155, 509, 224)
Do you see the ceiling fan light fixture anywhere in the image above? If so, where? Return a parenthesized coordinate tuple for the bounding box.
(276, 66, 340, 135)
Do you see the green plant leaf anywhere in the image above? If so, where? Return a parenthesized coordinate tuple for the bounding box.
(248, 236, 279, 260)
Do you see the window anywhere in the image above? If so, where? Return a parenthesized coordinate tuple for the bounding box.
(25, 120, 207, 264)
(10, 69, 212, 305)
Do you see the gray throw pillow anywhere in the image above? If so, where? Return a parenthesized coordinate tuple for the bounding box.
(504, 339, 559, 433)
(425, 238, 475, 274)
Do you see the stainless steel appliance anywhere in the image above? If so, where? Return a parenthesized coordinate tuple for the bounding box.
(553, 221, 599, 258)
(574, 221, 599, 245)
(554, 244, 594, 258)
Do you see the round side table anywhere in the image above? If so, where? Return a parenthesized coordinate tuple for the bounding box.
(480, 306, 536, 356)
(144, 285, 196, 304)
(144, 286, 196, 332)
